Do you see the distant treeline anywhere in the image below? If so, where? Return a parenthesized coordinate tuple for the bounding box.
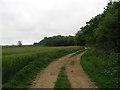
(34, 1, 119, 53)
(34, 35, 75, 46)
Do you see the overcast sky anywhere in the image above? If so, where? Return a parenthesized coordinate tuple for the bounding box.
(0, 0, 109, 45)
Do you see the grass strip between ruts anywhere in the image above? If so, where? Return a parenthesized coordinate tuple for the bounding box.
(54, 66, 72, 90)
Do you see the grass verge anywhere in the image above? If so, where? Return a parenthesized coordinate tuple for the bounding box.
(54, 66, 71, 90)
(81, 48, 119, 88)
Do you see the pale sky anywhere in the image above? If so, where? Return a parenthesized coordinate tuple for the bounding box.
(0, 0, 109, 45)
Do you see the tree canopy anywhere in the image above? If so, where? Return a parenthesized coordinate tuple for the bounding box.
(75, 1, 119, 53)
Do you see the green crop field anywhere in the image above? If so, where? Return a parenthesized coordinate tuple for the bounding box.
(2, 46, 83, 88)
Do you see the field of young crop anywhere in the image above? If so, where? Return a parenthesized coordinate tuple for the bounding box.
(2, 46, 83, 88)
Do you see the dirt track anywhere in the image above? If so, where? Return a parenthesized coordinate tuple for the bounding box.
(29, 51, 97, 88)
(66, 52, 97, 88)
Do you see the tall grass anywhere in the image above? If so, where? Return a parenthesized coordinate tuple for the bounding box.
(2, 46, 82, 88)
(81, 48, 119, 88)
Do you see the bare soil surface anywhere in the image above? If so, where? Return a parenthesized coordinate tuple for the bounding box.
(66, 51, 97, 88)
(29, 52, 76, 88)
(30, 50, 97, 88)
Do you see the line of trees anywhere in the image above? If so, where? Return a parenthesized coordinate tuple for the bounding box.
(34, 1, 119, 53)
(34, 35, 75, 46)
(75, 1, 119, 53)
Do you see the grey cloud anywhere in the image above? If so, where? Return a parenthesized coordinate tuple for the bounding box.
(0, 0, 109, 45)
